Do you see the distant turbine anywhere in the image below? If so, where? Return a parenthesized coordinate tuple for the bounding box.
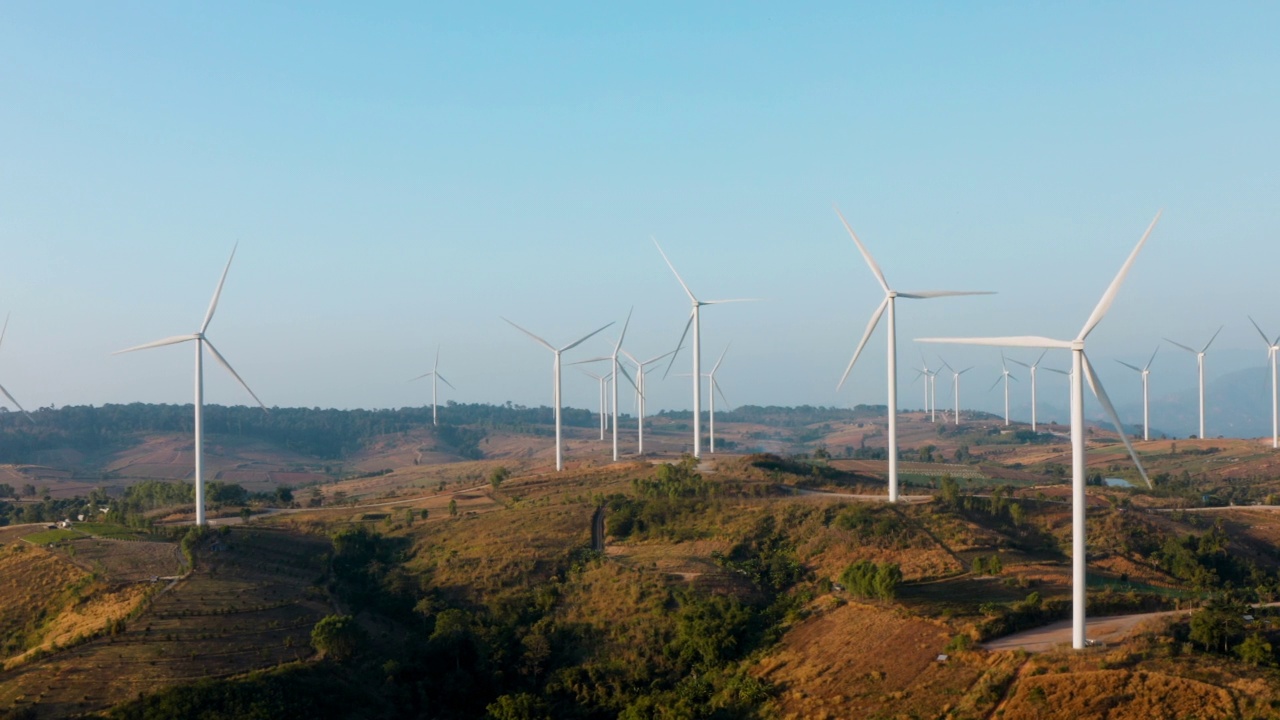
(940, 360, 973, 426)
(621, 348, 676, 455)
(1164, 326, 1223, 439)
(1010, 350, 1049, 431)
(679, 345, 732, 453)
(987, 352, 1019, 426)
(654, 239, 754, 459)
(912, 352, 937, 421)
(0, 315, 33, 422)
(834, 207, 993, 503)
(502, 317, 613, 471)
(919, 210, 1161, 650)
(115, 245, 266, 527)
(411, 346, 455, 426)
(1248, 317, 1280, 449)
(1115, 347, 1159, 441)
(572, 309, 633, 461)
(577, 368, 610, 440)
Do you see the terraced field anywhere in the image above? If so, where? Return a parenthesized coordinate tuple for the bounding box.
(0, 528, 333, 719)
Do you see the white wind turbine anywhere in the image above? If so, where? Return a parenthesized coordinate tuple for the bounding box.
(411, 346, 455, 426)
(1248, 317, 1280, 449)
(1010, 350, 1049, 432)
(0, 315, 33, 422)
(115, 245, 266, 527)
(919, 211, 1161, 650)
(912, 352, 937, 421)
(1164, 326, 1223, 440)
(654, 240, 754, 459)
(835, 208, 993, 503)
(940, 361, 973, 426)
(678, 345, 732, 453)
(577, 368, 611, 440)
(570, 309, 632, 461)
(987, 352, 1018, 426)
(621, 348, 676, 455)
(502, 317, 613, 472)
(1115, 348, 1159, 442)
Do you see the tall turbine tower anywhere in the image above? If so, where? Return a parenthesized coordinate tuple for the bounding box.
(654, 240, 753, 459)
(622, 348, 676, 455)
(1010, 350, 1049, 431)
(679, 345, 732, 453)
(411, 346, 455, 426)
(941, 361, 973, 426)
(502, 317, 613, 471)
(1165, 327, 1223, 439)
(987, 352, 1018, 426)
(0, 315, 33, 422)
(115, 245, 266, 527)
(834, 208, 992, 503)
(1116, 348, 1159, 441)
(920, 211, 1161, 650)
(577, 368, 610, 440)
(913, 352, 936, 421)
(1248, 317, 1280, 449)
(572, 309, 632, 460)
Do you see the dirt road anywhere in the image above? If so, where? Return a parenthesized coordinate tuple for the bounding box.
(982, 609, 1190, 652)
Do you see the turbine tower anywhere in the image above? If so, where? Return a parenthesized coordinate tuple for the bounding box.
(1115, 348, 1159, 442)
(913, 352, 936, 421)
(577, 368, 610, 440)
(115, 245, 266, 527)
(0, 315, 33, 422)
(502, 317, 613, 472)
(1248, 317, 1280, 449)
(920, 210, 1161, 650)
(679, 345, 732, 453)
(571, 309, 633, 461)
(411, 346, 455, 426)
(1165, 327, 1223, 440)
(1010, 350, 1049, 432)
(834, 207, 992, 503)
(987, 352, 1018, 426)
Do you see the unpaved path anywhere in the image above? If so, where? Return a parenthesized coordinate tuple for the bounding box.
(983, 610, 1189, 652)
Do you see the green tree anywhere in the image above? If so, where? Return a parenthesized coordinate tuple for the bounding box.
(310, 614, 364, 661)
(0, 483, 13, 499)
(485, 693, 551, 720)
(939, 475, 959, 506)
(1009, 502, 1025, 527)
(489, 466, 510, 489)
(448, 498, 458, 516)
(1237, 632, 1272, 666)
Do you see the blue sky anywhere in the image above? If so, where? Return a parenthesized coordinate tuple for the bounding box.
(1, 3, 1278, 423)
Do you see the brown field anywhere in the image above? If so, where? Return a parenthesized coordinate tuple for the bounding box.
(66, 538, 183, 583)
(0, 527, 332, 719)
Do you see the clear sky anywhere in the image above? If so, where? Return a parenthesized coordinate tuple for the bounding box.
(1, 3, 1278, 421)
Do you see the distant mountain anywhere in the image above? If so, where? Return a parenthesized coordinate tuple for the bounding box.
(1120, 366, 1272, 439)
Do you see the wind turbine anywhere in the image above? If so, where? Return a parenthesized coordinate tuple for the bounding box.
(678, 345, 732, 453)
(622, 348, 676, 455)
(115, 245, 266, 527)
(411, 346, 455, 426)
(570, 309, 633, 461)
(919, 211, 1161, 650)
(0, 315, 33, 422)
(1248, 317, 1280, 449)
(1164, 326, 1223, 439)
(912, 352, 936, 421)
(577, 368, 610, 440)
(1010, 350, 1049, 432)
(834, 208, 993, 503)
(1115, 347, 1159, 441)
(940, 360, 973, 426)
(502, 317, 613, 471)
(654, 240, 753, 459)
(987, 352, 1019, 426)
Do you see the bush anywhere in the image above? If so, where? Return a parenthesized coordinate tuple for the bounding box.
(838, 561, 902, 600)
(310, 615, 365, 661)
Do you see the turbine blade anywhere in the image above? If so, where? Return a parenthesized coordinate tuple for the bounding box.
(663, 312, 694, 379)
(201, 243, 238, 334)
(1078, 210, 1162, 341)
(1044, 367, 1069, 375)
(644, 349, 677, 366)
(714, 377, 729, 406)
(710, 344, 730, 375)
(1034, 349, 1048, 367)
(958, 366, 973, 375)
(561, 322, 614, 353)
(702, 298, 761, 304)
(1201, 325, 1224, 353)
(614, 307, 633, 353)
(916, 336, 1072, 349)
(1009, 373, 1018, 382)
(1249, 316, 1271, 346)
(113, 334, 199, 354)
(988, 376, 1002, 392)
(0, 313, 8, 351)
(898, 290, 996, 299)
(577, 368, 603, 380)
(0, 382, 30, 419)
(434, 345, 441, 372)
(203, 339, 267, 410)
(833, 205, 890, 294)
(652, 238, 698, 303)
(1115, 359, 1143, 373)
(568, 356, 611, 365)
(620, 348, 640, 365)
(409, 371, 435, 382)
(1009, 359, 1032, 369)
(1083, 353, 1151, 488)
(1163, 338, 1199, 354)
(617, 364, 639, 392)
(436, 373, 456, 390)
(837, 296, 889, 392)
(501, 317, 556, 352)
(1144, 346, 1159, 371)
